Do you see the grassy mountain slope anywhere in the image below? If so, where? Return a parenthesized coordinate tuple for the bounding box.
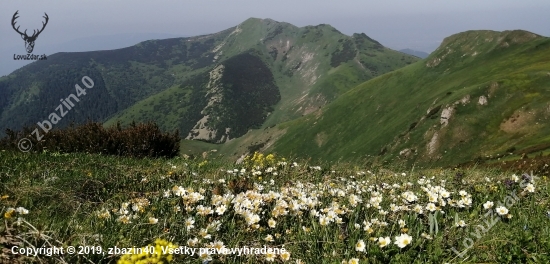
(106, 51, 281, 143)
(0, 30, 233, 135)
(260, 30, 550, 167)
(0, 18, 418, 144)
(107, 18, 418, 142)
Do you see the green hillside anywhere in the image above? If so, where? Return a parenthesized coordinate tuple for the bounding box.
(106, 18, 418, 142)
(0, 30, 233, 135)
(0, 18, 418, 144)
(260, 30, 550, 167)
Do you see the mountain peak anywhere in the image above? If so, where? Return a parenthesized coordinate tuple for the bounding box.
(435, 29, 541, 53)
(239, 18, 346, 36)
(240, 17, 285, 27)
(241, 17, 274, 23)
(426, 29, 543, 68)
(235, 17, 299, 38)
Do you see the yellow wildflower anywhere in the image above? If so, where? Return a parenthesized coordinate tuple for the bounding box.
(4, 208, 15, 219)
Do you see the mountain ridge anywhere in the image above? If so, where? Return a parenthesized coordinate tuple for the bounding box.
(222, 29, 550, 167)
(0, 18, 418, 145)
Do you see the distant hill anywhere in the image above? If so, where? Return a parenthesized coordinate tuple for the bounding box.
(230, 30, 550, 167)
(0, 33, 184, 77)
(0, 18, 418, 144)
(399, 48, 429, 58)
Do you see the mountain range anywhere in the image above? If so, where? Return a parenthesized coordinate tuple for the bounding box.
(0, 18, 417, 143)
(1, 18, 549, 168)
(399, 48, 430, 58)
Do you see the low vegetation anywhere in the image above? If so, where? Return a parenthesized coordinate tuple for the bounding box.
(0, 121, 180, 158)
(1, 150, 548, 263)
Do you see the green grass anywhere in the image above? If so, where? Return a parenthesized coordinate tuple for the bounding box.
(179, 139, 220, 157)
(1, 150, 549, 263)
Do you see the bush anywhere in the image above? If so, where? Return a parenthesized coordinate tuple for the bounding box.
(0, 121, 180, 158)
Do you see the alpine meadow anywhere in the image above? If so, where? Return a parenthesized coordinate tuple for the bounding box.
(1, 4, 550, 264)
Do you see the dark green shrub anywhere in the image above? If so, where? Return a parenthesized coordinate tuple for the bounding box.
(0, 121, 180, 158)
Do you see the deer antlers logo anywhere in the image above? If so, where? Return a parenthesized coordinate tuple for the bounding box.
(11, 10, 49, 54)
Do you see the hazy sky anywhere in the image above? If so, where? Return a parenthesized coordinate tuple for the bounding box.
(1, 0, 549, 60)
